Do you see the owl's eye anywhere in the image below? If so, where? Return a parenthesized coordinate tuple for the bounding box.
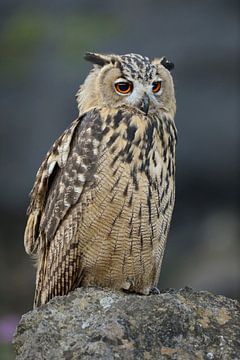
(115, 81, 133, 95)
(152, 81, 162, 94)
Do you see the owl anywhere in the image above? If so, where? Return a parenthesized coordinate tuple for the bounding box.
(24, 52, 177, 307)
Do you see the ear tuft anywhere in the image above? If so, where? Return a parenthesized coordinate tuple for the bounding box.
(160, 57, 174, 71)
(84, 52, 110, 67)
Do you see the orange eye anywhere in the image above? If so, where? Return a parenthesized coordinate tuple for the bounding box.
(115, 81, 133, 94)
(152, 81, 162, 93)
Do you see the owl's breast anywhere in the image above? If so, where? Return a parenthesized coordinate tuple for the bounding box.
(75, 108, 176, 292)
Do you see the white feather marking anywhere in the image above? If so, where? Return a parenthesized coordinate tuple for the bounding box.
(81, 163, 88, 170)
(59, 182, 65, 193)
(74, 186, 83, 194)
(63, 199, 70, 207)
(58, 141, 70, 166)
(47, 161, 56, 176)
(77, 174, 85, 182)
(75, 156, 82, 165)
(151, 151, 162, 176)
(92, 139, 100, 147)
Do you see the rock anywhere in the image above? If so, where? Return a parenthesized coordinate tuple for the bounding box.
(13, 287, 240, 359)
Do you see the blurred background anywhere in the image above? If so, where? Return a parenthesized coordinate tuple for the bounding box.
(0, 0, 239, 358)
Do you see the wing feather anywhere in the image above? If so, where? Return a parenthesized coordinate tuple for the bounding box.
(24, 108, 102, 255)
(34, 210, 83, 307)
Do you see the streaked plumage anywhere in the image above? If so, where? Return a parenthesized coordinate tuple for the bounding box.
(24, 52, 177, 307)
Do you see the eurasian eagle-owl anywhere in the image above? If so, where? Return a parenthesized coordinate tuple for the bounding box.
(24, 52, 177, 307)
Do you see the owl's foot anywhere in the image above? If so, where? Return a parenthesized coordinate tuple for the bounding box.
(149, 286, 160, 295)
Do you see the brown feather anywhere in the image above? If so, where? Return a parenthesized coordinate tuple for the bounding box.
(25, 52, 177, 307)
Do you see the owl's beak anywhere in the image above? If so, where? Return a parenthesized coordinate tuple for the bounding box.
(139, 93, 150, 115)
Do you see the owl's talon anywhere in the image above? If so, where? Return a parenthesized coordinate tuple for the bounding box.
(150, 287, 160, 295)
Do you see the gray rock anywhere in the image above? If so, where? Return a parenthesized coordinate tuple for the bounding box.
(13, 287, 240, 359)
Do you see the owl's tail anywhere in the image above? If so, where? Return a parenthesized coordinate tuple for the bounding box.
(33, 235, 84, 308)
(34, 246, 49, 308)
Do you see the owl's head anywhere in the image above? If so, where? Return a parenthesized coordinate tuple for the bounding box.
(77, 52, 176, 118)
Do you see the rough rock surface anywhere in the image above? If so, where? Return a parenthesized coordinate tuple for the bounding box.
(13, 287, 240, 359)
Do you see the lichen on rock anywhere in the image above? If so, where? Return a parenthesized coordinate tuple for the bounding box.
(13, 287, 240, 359)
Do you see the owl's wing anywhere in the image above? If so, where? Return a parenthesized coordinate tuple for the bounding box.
(25, 108, 104, 306)
(24, 108, 102, 256)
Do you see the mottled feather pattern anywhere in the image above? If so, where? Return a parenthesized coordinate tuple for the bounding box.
(120, 54, 156, 81)
(24, 118, 80, 255)
(32, 107, 176, 306)
(40, 109, 102, 243)
(25, 52, 177, 307)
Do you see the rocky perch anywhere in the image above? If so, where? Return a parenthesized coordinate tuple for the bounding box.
(13, 287, 240, 359)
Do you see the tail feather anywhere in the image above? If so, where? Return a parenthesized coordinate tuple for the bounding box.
(33, 238, 83, 308)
